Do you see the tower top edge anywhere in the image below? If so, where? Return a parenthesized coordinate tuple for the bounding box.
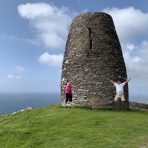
(71, 12, 112, 24)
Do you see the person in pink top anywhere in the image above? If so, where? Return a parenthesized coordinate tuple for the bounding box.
(65, 82, 72, 104)
(64, 81, 79, 104)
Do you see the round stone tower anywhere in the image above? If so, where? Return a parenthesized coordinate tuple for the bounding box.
(61, 12, 129, 110)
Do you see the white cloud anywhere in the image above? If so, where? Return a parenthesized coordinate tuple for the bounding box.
(126, 43, 136, 51)
(122, 41, 148, 78)
(6, 74, 22, 80)
(38, 52, 63, 67)
(7, 74, 14, 79)
(103, 7, 148, 43)
(15, 66, 25, 72)
(18, 3, 75, 49)
(18, 3, 53, 19)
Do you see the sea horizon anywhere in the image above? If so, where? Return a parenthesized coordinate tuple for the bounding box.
(0, 92, 60, 115)
(0, 92, 147, 116)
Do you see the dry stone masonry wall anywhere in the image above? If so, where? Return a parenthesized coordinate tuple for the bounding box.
(61, 12, 129, 110)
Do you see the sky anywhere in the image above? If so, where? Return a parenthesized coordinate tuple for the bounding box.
(0, 0, 148, 99)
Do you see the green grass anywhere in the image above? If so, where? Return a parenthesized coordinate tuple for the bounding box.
(0, 104, 148, 148)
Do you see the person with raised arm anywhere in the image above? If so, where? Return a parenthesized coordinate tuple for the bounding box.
(63, 81, 79, 105)
(110, 78, 131, 102)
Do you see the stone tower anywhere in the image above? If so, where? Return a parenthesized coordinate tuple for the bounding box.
(61, 12, 129, 110)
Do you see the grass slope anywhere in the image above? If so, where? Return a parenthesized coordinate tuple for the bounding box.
(0, 105, 148, 148)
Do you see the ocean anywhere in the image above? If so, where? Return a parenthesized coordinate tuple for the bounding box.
(0, 92, 60, 115)
(129, 95, 148, 104)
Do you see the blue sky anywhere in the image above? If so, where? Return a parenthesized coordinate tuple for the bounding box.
(0, 0, 148, 99)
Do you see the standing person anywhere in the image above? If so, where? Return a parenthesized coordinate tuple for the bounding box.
(64, 81, 79, 104)
(110, 78, 131, 102)
(65, 81, 72, 104)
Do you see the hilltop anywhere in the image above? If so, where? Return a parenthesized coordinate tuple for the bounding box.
(0, 104, 148, 148)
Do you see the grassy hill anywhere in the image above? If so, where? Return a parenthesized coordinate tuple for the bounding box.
(0, 104, 148, 148)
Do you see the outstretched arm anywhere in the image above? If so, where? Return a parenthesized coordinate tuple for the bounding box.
(124, 78, 131, 84)
(72, 84, 80, 88)
(109, 80, 115, 84)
